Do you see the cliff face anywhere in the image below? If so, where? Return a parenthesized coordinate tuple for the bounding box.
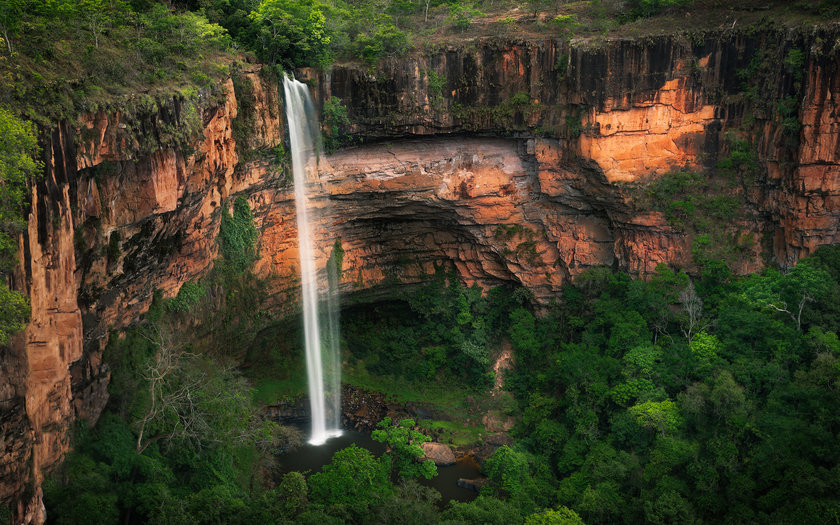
(315, 30, 840, 266)
(3, 28, 840, 521)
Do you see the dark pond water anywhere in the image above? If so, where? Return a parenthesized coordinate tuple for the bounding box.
(276, 430, 482, 504)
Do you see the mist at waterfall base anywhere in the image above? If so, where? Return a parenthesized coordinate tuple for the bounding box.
(283, 75, 342, 446)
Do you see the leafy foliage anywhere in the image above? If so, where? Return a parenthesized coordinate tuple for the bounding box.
(0, 108, 41, 271)
(0, 1, 233, 126)
(344, 266, 519, 388)
(0, 108, 40, 344)
(524, 506, 586, 525)
(504, 247, 840, 524)
(165, 280, 206, 313)
(219, 195, 259, 272)
(308, 444, 392, 508)
(372, 417, 437, 479)
(321, 96, 351, 153)
(46, 320, 288, 524)
(249, 0, 331, 68)
(0, 108, 40, 228)
(743, 259, 831, 330)
(447, 1, 483, 30)
(0, 284, 31, 345)
(483, 445, 556, 514)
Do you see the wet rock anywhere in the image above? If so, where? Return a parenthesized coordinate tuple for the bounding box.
(457, 478, 488, 492)
(470, 432, 514, 463)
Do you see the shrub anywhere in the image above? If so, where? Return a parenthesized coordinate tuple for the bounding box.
(166, 281, 206, 312)
(447, 2, 482, 30)
(219, 196, 259, 272)
(321, 97, 350, 153)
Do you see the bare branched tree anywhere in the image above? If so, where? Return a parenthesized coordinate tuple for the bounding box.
(134, 322, 287, 456)
(763, 291, 815, 332)
(135, 324, 202, 454)
(679, 281, 706, 344)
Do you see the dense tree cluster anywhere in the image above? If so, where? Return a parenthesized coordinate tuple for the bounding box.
(42, 244, 840, 524)
(343, 266, 527, 389)
(504, 247, 840, 524)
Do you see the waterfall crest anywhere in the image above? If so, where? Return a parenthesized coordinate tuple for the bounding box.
(282, 75, 342, 446)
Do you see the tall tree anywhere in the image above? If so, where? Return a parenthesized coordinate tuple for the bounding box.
(134, 323, 273, 454)
(77, 0, 132, 48)
(745, 261, 831, 330)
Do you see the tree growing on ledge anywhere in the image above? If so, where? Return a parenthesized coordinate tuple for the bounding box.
(0, 108, 41, 345)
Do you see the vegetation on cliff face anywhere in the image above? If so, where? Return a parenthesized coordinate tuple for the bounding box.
(0, 1, 235, 126)
(0, 108, 39, 345)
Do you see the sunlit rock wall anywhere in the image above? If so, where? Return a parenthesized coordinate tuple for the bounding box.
(4, 27, 840, 523)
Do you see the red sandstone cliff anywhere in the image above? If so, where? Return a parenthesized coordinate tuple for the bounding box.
(2, 28, 839, 522)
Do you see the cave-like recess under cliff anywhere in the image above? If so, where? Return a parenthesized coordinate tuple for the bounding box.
(2, 28, 840, 520)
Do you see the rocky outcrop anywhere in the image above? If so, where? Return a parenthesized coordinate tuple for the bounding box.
(315, 30, 840, 266)
(421, 442, 457, 466)
(4, 28, 840, 521)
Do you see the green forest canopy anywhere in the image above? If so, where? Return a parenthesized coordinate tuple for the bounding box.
(41, 243, 840, 524)
(3, 0, 839, 125)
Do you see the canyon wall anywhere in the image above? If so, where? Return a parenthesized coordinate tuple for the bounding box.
(3, 27, 840, 522)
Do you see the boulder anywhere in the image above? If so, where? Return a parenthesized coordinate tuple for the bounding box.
(457, 478, 488, 492)
(421, 442, 456, 466)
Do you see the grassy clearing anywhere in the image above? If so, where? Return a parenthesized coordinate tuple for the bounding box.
(416, 419, 485, 448)
(344, 359, 475, 407)
(252, 375, 307, 405)
(344, 359, 507, 447)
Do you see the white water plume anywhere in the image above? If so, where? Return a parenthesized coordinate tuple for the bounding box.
(283, 75, 341, 446)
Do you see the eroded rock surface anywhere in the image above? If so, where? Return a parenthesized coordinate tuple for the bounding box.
(4, 29, 840, 522)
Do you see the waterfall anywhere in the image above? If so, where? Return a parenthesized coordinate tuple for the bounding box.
(283, 75, 342, 445)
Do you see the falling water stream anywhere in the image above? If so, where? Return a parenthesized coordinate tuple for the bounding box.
(283, 75, 341, 445)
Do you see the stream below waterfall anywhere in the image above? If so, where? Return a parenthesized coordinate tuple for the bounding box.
(275, 429, 482, 505)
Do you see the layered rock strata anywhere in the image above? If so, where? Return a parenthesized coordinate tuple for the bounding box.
(3, 28, 840, 522)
